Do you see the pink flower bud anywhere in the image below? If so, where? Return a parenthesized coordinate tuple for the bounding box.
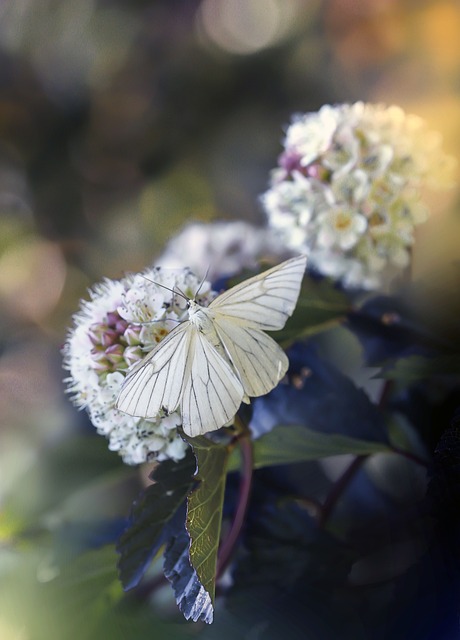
(279, 150, 303, 174)
(115, 319, 129, 333)
(106, 311, 120, 327)
(100, 329, 120, 347)
(124, 345, 144, 367)
(88, 322, 107, 346)
(123, 325, 142, 346)
(306, 163, 330, 181)
(91, 349, 110, 372)
(105, 344, 125, 364)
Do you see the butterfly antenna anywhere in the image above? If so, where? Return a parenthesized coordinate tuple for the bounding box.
(140, 275, 189, 301)
(194, 264, 211, 300)
(136, 317, 182, 327)
(175, 286, 188, 299)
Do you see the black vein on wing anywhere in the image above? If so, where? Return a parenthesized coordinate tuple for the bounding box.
(213, 320, 285, 395)
(211, 283, 302, 329)
(118, 327, 190, 417)
(183, 336, 241, 433)
(209, 256, 305, 309)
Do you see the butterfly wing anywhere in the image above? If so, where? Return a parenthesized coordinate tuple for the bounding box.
(180, 329, 244, 437)
(211, 316, 289, 398)
(116, 322, 193, 418)
(116, 319, 244, 436)
(208, 254, 307, 330)
(206, 254, 306, 396)
(117, 255, 306, 433)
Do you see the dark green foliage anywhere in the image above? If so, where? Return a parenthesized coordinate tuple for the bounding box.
(163, 525, 214, 624)
(249, 424, 392, 469)
(117, 450, 195, 590)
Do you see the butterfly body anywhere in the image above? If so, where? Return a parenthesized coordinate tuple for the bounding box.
(187, 300, 215, 332)
(117, 255, 307, 437)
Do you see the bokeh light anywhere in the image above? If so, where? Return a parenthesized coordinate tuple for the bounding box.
(0, 238, 66, 322)
(196, 0, 304, 55)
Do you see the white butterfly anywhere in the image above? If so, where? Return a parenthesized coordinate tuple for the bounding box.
(116, 254, 307, 437)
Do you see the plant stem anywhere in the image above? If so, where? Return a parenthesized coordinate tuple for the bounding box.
(216, 434, 253, 578)
(389, 445, 429, 467)
(318, 455, 367, 527)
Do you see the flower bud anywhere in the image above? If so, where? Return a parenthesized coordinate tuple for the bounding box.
(105, 344, 125, 365)
(123, 346, 144, 367)
(123, 325, 142, 346)
(91, 349, 111, 372)
(88, 322, 107, 346)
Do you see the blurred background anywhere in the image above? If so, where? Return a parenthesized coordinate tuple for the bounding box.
(0, 1, 459, 638)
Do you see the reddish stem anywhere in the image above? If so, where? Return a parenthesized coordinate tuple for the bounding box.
(389, 445, 429, 467)
(318, 378, 430, 528)
(216, 435, 253, 578)
(318, 455, 367, 528)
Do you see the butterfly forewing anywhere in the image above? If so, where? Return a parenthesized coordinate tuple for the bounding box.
(181, 330, 244, 437)
(208, 254, 307, 330)
(116, 322, 192, 418)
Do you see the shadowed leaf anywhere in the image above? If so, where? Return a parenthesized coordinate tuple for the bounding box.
(163, 525, 214, 624)
(233, 499, 354, 589)
(229, 425, 391, 471)
(117, 450, 195, 590)
(251, 342, 389, 442)
(380, 354, 460, 384)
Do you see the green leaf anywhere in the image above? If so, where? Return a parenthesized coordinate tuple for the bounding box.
(117, 450, 195, 590)
(380, 354, 460, 383)
(271, 277, 350, 344)
(186, 436, 230, 605)
(250, 425, 392, 469)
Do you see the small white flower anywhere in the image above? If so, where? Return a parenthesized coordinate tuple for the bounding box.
(63, 266, 215, 465)
(262, 102, 456, 289)
(323, 123, 360, 174)
(331, 169, 369, 204)
(286, 105, 340, 166)
(316, 207, 367, 251)
(158, 220, 290, 281)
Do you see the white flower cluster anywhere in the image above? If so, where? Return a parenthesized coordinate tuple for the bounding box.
(261, 102, 456, 289)
(63, 267, 215, 465)
(158, 220, 290, 281)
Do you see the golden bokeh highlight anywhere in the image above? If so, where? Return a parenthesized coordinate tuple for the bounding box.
(0, 239, 66, 323)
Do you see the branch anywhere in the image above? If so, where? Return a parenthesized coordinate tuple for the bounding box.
(216, 433, 253, 578)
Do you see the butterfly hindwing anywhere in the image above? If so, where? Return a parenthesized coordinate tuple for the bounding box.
(212, 315, 289, 398)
